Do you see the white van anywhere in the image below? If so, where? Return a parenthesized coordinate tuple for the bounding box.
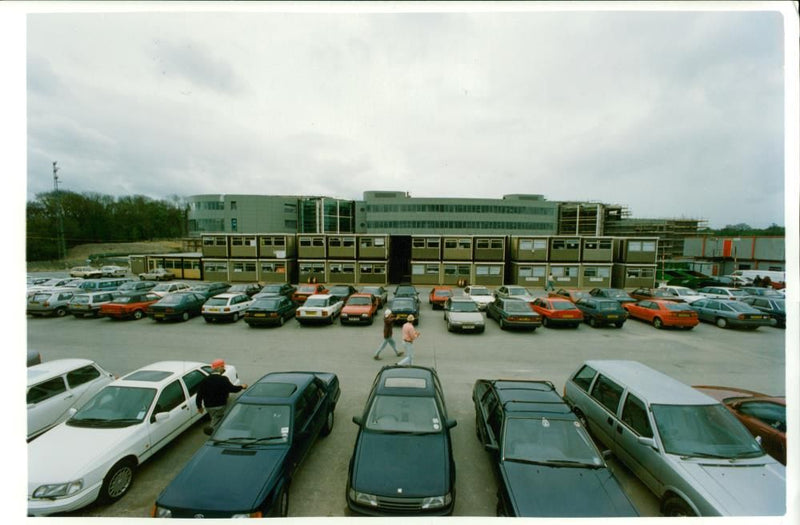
(731, 270, 785, 284)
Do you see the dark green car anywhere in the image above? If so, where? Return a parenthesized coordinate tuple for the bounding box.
(486, 297, 542, 331)
(147, 292, 207, 322)
(574, 297, 628, 328)
(244, 296, 297, 327)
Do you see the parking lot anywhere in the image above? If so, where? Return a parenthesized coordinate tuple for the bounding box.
(25, 283, 786, 518)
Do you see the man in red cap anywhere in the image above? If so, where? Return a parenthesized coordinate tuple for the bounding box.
(196, 359, 247, 434)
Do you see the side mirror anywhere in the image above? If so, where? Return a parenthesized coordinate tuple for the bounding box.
(67, 407, 78, 417)
(484, 443, 499, 453)
(755, 435, 763, 445)
(152, 412, 170, 423)
(637, 436, 658, 451)
(352, 416, 363, 426)
(446, 419, 457, 429)
(602, 449, 613, 459)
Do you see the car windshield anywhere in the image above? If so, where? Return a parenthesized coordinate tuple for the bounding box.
(450, 301, 479, 312)
(365, 394, 442, 433)
(71, 295, 91, 304)
(651, 404, 764, 459)
(205, 297, 229, 306)
(347, 296, 372, 306)
(261, 285, 282, 293)
(771, 299, 786, 312)
(392, 298, 415, 309)
(330, 287, 350, 294)
(362, 287, 381, 295)
(503, 418, 603, 467)
(504, 301, 532, 312)
(112, 296, 137, 304)
(396, 287, 416, 295)
(152, 284, 173, 292)
(664, 302, 692, 311)
(470, 288, 491, 296)
(607, 290, 629, 298)
(434, 290, 452, 297)
(728, 302, 757, 312)
(304, 297, 328, 307)
(728, 289, 749, 297)
(68, 386, 157, 428)
(253, 298, 280, 309)
(297, 285, 317, 293)
(157, 294, 185, 305)
(552, 301, 577, 311)
(598, 302, 621, 311)
(507, 288, 527, 296)
(676, 288, 700, 296)
(212, 403, 290, 445)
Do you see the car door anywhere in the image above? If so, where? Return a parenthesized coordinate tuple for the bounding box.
(613, 391, 663, 495)
(27, 375, 70, 437)
(586, 374, 625, 451)
(145, 379, 193, 459)
(731, 400, 786, 463)
(289, 382, 325, 471)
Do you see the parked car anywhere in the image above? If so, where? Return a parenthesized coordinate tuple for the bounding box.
(740, 286, 783, 298)
(655, 285, 705, 304)
(328, 284, 358, 303)
(227, 283, 263, 297)
(588, 288, 635, 304)
(623, 299, 699, 330)
(428, 285, 454, 309)
(27, 360, 240, 516)
(152, 370, 339, 518)
(696, 286, 749, 301)
(150, 281, 192, 298)
(100, 265, 127, 277)
(138, 268, 175, 281)
(296, 294, 344, 325)
(27, 358, 115, 441)
(548, 288, 591, 303)
(341, 293, 380, 325)
(27, 290, 76, 317)
(530, 297, 583, 328)
(387, 296, 420, 325)
(347, 365, 457, 516)
(740, 296, 786, 328)
(689, 298, 773, 329)
(443, 297, 485, 333)
(147, 292, 208, 322)
(76, 278, 132, 293)
(202, 292, 254, 323)
(473, 379, 638, 517)
(99, 292, 161, 320)
(360, 285, 388, 307)
(291, 283, 328, 304)
(463, 285, 495, 310)
(393, 284, 420, 303)
(693, 386, 786, 465)
(68, 291, 117, 318)
(562, 360, 785, 516)
(70, 266, 103, 279)
(244, 296, 297, 327)
(485, 297, 542, 331)
(27, 277, 83, 296)
(574, 297, 628, 328)
(629, 287, 684, 302)
(116, 280, 157, 293)
(254, 282, 296, 300)
(494, 285, 535, 302)
(191, 281, 232, 299)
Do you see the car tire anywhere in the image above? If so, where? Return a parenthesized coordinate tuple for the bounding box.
(653, 317, 663, 329)
(588, 317, 597, 328)
(683, 325, 694, 330)
(54, 307, 67, 317)
(204, 316, 212, 323)
(715, 317, 728, 329)
(663, 495, 696, 517)
(499, 318, 506, 330)
(100, 458, 136, 503)
(278, 316, 285, 327)
(132, 310, 144, 320)
(321, 408, 334, 437)
(181, 311, 189, 322)
(277, 484, 290, 517)
(232, 312, 239, 322)
(614, 321, 624, 328)
(542, 317, 550, 327)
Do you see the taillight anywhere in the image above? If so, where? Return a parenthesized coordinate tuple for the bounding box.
(166, 308, 174, 313)
(224, 307, 231, 312)
(43, 302, 50, 307)
(738, 314, 746, 320)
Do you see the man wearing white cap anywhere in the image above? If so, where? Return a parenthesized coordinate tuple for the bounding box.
(373, 309, 404, 360)
(397, 315, 420, 366)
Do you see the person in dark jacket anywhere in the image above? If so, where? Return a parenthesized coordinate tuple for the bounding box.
(196, 359, 247, 434)
(373, 309, 404, 360)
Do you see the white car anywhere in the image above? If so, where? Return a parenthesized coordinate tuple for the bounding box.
(70, 266, 103, 279)
(27, 359, 116, 440)
(296, 293, 344, 324)
(656, 285, 706, 304)
(463, 285, 495, 310)
(27, 360, 240, 516)
(494, 285, 535, 302)
(101, 265, 128, 277)
(443, 297, 485, 333)
(696, 286, 750, 301)
(150, 281, 192, 298)
(201, 292, 254, 322)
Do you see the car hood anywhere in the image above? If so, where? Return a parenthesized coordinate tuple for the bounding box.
(343, 305, 373, 315)
(501, 462, 638, 517)
(470, 296, 494, 304)
(157, 444, 288, 513)
(28, 421, 143, 484)
(673, 456, 785, 515)
(448, 312, 484, 323)
(352, 431, 450, 497)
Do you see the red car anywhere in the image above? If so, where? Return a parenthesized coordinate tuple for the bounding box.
(623, 299, 699, 329)
(99, 292, 161, 320)
(340, 293, 380, 325)
(548, 288, 591, 303)
(530, 297, 583, 328)
(291, 283, 328, 304)
(428, 286, 454, 310)
(694, 386, 786, 465)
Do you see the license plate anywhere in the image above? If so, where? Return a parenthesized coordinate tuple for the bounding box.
(306, 311, 317, 316)
(607, 315, 618, 319)
(254, 313, 266, 317)
(677, 313, 691, 318)
(563, 315, 575, 318)
(463, 324, 474, 329)
(208, 308, 219, 312)
(154, 313, 164, 318)
(751, 315, 764, 319)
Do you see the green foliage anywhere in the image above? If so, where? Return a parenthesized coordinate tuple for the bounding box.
(26, 191, 188, 261)
(703, 223, 785, 236)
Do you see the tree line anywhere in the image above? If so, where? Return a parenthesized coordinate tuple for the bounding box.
(703, 223, 785, 236)
(27, 191, 188, 261)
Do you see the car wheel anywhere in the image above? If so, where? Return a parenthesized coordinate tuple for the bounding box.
(277, 484, 289, 517)
(139, 276, 145, 280)
(181, 312, 189, 322)
(588, 317, 597, 328)
(663, 495, 695, 517)
(715, 317, 728, 329)
(542, 317, 549, 327)
(446, 321, 453, 332)
(278, 315, 285, 326)
(132, 310, 144, 320)
(54, 307, 67, 317)
(499, 318, 506, 330)
(204, 316, 212, 323)
(683, 325, 694, 330)
(475, 411, 483, 442)
(614, 321, 624, 328)
(100, 459, 136, 503)
(321, 408, 334, 437)
(232, 312, 239, 322)
(653, 317, 663, 329)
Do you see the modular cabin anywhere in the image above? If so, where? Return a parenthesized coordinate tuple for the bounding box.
(358, 235, 390, 260)
(229, 235, 258, 258)
(442, 262, 472, 286)
(202, 259, 230, 282)
(472, 262, 504, 286)
(327, 260, 357, 284)
(327, 235, 357, 259)
(549, 237, 581, 262)
(473, 236, 506, 262)
(549, 263, 581, 288)
(614, 237, 658, 264)
(298, 259, 326, 284)
(509, 236, 549, 262)
(411, 261, 442, 285)
(129, 255, 147, 275)
(510, 262, 548, 288)
(579, 263, 613, 288)
(201, 235, 229, 258)
(230, 259, 258, 282)
(411, 235, 442, 260)
(145, 254, 202, 280)
(612, 263, 656, 288)
(258, 234, 296, 259)
(442, 236, 473, 261)
(357, 260, 388, 285)
(581, 237, 614, 262)
(258, 259, 294, 284)
(297, 234, 327, 259)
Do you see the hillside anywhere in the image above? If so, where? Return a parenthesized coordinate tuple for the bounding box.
(27, 240, 184, 272)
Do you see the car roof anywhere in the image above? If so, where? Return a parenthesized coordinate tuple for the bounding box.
(210, 292, 243, 299)
(114, 361, 207, 387)
(239, 372, 316, 404)
(582, 360, 718, 405)
(488, 380, 575, 419)
(305, 293, 332, 300)
(375, 366, 437, 397)
(449, 296, 475, 302)
(28, 358, 97, 384)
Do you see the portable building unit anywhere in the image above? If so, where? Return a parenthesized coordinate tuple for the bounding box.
(230, 259, 259, 282)
(510, 262, 548, 287)
(326, 260, 357, 284)
(441, 262, 472, 286)
(579, 263, 613, 288)
(411, 235, 442, 260)
(358, 235, 390, 260)
(356, 260, 389, 285)
(411, 261, 442, 285)
(327, 235, 358, 259)
(202, 259, 230, 282)
(549, 263, 581, 288)
(509, 236, 549, 262)
(474, 236, 506, 261)
(549, 237, 581, 262)
(129, 255, 147, 275)
(258, 234, 296, 259)
(201, 235, 229, 258)
(297, 234, 327, 259)
(581, 237, 614, 262)
(472, 263, 504, 286)
(298, 259, 326, 284)
(442, 236, 474, 261)
(258, 259, 294, 284)
(145, 255, 202, 280)
(614, 237, 658, 264)
(229, 235, 258, 258)
(612, 263, 656, 289)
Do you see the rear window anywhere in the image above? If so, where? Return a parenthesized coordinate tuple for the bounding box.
(205, 297, 229, 306)
(66, 365, 102, 388)
(590, 375, 624, 414)
(552, 301, 576, 310)
(504, 301, 532, 312)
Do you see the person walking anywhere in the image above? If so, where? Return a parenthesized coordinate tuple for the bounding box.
(196, 359, 248, 434)
(545, 273, 555, 292)
(374, 309, 404, 360)
(397, 315, 420, 366)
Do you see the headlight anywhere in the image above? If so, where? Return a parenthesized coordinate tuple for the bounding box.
(341, 313, 348, 319)
(421, 493, 452, 509)
(360, 313, 368, 318)
(151, 504, 172, 518)
(349, 488, 378, 507)
(33, 480, 83, 499)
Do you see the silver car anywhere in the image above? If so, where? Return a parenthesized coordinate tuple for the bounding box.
(443, 297, 485, 333)
(563, 360, 785, 516)
(494, 285, 535, 302)
(27, 290, 76, 317)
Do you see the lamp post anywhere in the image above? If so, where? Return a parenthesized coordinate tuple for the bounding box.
(53, 161, 67, 266)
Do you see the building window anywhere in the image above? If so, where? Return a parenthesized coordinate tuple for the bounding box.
(204, 261, 228, 272)
(230, 201, 237, 210)
(203, 237, 215, 246)
(231, 218, 238, 232)
(444, 239, 457, 249)
(232, 237, 243, 246)
(215, 237, 226, 246)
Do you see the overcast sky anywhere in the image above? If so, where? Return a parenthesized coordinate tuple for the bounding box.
(15, 3, 798, 229)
